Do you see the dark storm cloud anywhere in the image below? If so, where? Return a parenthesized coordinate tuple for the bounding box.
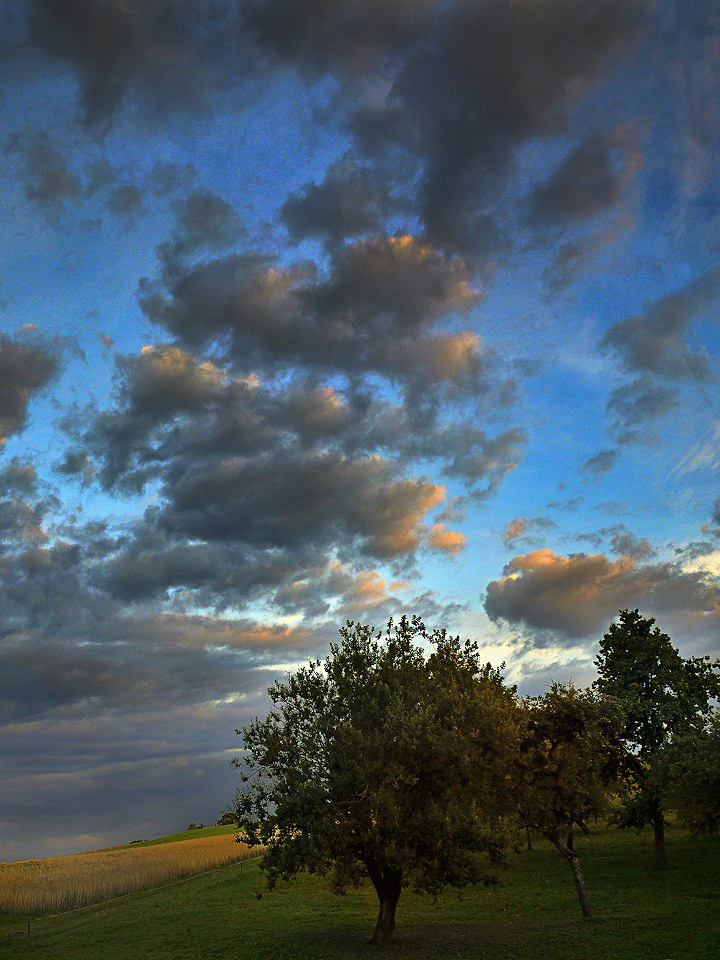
(484, 547, 720, 641)
(0, 335, 60, 445)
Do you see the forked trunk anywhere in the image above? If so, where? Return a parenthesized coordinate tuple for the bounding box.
(545, 828, 593, 919)
(365, 859, 403, 944)
(653, 811, 666, 869)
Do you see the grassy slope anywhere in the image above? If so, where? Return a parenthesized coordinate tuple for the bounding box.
(122, 824, 240, 848)
(1, 825, 717, 960)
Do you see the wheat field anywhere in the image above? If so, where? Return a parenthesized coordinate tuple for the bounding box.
(0, 833, 257, 914)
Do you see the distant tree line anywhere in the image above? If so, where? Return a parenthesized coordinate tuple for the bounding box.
(231, 611, 720, 944)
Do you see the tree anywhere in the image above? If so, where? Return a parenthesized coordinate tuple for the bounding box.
(232, 616, 518, 944)
(661, 711, 720, 835)
(216, 811, 238, 826)
(593, 609, 720, 868)
(515, 684, 623, 918)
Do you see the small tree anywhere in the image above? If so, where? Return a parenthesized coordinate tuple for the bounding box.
(232, 616, 518, 944)
(594, 609, 720, 867)
(216, 811, 238, 826)
(515, 684, 622, 918)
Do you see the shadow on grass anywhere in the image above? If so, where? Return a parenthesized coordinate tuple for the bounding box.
(269, 915, 586, 959)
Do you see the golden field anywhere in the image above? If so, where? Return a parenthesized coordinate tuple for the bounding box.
(0, 833, 257, 914)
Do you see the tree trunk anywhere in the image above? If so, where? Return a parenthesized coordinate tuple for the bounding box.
(526, 825, 533, 851)
(545, 828, 593, 919)
(653, 811, 666, 869)
(365, 859, 403, 944)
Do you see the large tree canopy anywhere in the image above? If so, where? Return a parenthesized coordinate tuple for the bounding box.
(232, 616, 518, 944)
(593, 609, 720, 867)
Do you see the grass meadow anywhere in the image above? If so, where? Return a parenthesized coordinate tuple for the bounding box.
(0, 824, 716, 959)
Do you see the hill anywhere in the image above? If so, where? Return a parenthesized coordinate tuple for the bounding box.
(0, 824, 717, 959)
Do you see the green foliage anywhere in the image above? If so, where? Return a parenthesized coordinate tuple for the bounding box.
(661, 711, 720, 835)
(232, 616, 519, 940)
(594, 609, 720, 758)
(593, 609, 720, 865)
(517, 684, 623, 837)
(216, 811, 238, 826)
(514, 684, 625, 917)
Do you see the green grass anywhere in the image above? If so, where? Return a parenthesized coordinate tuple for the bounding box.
(121, 824, 240, 848)
(1, 825, 717, 960)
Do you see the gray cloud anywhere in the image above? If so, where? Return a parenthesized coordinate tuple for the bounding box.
(606, 375, 679, 431)
(19, 0, 645, 253)
(601, 263, 720, 383)
(140, 235, 481, 392)
(0, 335, 60, 445)
(25, 0, 246, 127)
(711, 495, 720, 528)
(72, 339, 523, 598)
(502, 515, 556, 548)
(4, 129, 81, 210)
(0, 613, 327, 724)
(347, 0, 643, 255)
(484, 547, 720, 641)
(583, 447, 620, 475)
(156, 450, 445, 559)
(280, 155, 395, 247)
(546, 495, 585, 511)
(610, 530, 657, 560)
(531, 127, 640, 226)
(158, 188, 247, 270)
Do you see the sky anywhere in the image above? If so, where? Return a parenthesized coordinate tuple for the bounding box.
(1, 0, 720, 863)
